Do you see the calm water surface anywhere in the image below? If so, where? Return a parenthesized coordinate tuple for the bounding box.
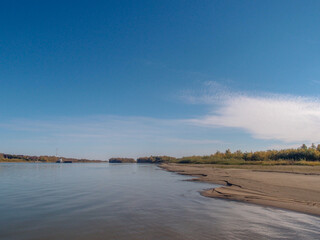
(0, 163, 319, 240)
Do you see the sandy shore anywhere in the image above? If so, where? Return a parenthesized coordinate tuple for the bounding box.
(160, 163, 320, 217)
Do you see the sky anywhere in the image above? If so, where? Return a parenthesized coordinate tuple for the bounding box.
(1, 0, 320, 160)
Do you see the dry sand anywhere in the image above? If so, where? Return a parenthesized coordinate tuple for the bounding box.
(160, 163, 320, 217)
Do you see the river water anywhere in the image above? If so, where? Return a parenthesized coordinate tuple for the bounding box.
(0, 163, 319, 240)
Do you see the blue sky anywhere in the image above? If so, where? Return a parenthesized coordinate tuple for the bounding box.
(1, 0, 320, 159)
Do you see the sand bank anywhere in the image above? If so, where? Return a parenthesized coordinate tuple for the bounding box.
(160, 163, 320, 217)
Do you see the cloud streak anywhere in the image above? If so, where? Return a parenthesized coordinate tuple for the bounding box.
(0, 115, 223, 159)
(189, 86, 320, 143)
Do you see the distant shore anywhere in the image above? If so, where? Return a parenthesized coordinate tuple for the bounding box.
(160, 163, 320, 217)
(0, 153, 105, 163)
(0, 160, 105, 163)
(0, 159, 105, 163)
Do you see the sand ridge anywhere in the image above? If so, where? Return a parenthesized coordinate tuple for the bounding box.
(160, 163, 320, 217)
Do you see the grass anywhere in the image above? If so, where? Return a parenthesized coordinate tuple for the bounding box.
(170, 157, 320, 166)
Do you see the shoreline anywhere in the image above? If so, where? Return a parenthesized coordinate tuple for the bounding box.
(160, 163, 320, 217)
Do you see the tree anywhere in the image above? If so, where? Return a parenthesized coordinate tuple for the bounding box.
(301, 144, 307, 150)
(225, 149, 232, 158)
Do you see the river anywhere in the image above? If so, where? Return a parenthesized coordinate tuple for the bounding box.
(0, 163, 319, 239)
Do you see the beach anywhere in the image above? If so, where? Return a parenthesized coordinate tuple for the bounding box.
(160, 163, 320, 217)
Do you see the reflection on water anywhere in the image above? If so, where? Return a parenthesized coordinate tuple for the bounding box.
(0, 163, 319, 240)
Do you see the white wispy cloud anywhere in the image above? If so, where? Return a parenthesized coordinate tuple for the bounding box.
(0, 116, 180, 142)
(180, 81, 234, 105)
(311, 80, 320, 85)
(165, 138, 224, 145)
(188, 83, 320, 143)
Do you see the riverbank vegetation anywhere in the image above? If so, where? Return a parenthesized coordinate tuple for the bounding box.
(109, 158, 135, 163)
(172, 144, 320, 165)
(137, 156, 176, 163)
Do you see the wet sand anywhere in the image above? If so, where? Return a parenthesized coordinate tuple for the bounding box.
(160, 163, 320, 216)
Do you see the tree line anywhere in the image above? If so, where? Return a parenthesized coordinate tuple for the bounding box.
(172, 144, 320, 164)
(0, 153, 103, 163)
